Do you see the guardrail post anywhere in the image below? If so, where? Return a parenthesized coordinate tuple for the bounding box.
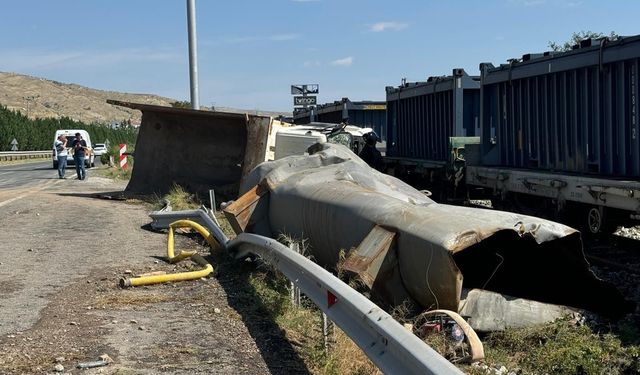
(289, 242, 301, 307)
(322, 311, 333, 352)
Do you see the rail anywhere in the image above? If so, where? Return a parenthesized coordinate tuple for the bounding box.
(149, 209, 463, 375)
(0, 151, 51, 161)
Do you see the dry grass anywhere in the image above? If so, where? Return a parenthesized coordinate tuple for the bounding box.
(215, 211, 236, 238)
(245, 238, 384, 375)
(95, 165, 132, 180)
(156, 183, 201, 211)
(324, 329, 380, 375)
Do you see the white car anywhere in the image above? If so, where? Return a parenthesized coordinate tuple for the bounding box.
(93, 143, 107, 156)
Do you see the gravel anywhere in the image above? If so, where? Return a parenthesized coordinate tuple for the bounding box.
(615, 226, 640, 240)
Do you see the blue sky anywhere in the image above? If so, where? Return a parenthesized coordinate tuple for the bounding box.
(0, 0, 636, 112)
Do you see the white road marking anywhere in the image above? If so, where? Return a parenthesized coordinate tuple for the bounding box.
(0, 194, 28, 208)
(0, 179, 61, 208)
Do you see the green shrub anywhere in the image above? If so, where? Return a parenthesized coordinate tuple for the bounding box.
(0, 105, 138, 151)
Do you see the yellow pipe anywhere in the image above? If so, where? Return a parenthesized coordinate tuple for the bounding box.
(121, 263, 213, 287)
(120, 220, 217, 288)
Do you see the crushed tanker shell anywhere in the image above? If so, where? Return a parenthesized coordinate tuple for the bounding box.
(226, 143, 633, 319)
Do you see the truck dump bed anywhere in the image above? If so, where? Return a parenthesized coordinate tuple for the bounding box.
(107, 100, 288, 199)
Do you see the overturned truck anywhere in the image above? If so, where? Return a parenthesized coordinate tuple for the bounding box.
(225, 143, 632, 328)
(107, 100, 289, 199)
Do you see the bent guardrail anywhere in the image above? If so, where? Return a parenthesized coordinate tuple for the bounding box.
(149, 209, 463, 375)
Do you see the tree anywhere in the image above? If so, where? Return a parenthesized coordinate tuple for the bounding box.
(548, 31, 619, 52)
(170, 101, 191, 109)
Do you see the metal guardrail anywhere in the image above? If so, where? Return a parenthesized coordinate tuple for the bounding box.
(0, 151, 51, 161)
(149, 208, 229, 245)
(149, 209, 463, 375)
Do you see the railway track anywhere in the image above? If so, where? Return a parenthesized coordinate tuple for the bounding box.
(582, 234, 640, 327)
(584, 233, 640, 273)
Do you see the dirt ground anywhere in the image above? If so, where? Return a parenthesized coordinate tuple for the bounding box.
(0, 176, 309, 374)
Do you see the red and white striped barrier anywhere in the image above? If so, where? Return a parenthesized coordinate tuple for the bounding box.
(119, 144, 128, 170)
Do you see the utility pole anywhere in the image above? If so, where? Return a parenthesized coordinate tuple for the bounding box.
(186, 0, 200, 110)
(23, 95, 39, 118)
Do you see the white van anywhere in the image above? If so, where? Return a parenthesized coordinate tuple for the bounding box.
(52, 129, 94, 169)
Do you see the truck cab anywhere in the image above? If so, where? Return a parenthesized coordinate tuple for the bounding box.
(274, 122, 372, 160)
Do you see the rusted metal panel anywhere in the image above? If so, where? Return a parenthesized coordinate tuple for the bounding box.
(223, 185, 265, 234)
(235, 143, 632, 317)
(343, 225, 396, 286)
(341, 225, 411, 304)
(107, 100, 289, 199)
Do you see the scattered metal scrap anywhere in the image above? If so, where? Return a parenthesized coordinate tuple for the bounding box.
(223, 143, 633, 328)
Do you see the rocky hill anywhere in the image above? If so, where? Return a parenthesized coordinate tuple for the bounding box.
(0, 72, 289, 124)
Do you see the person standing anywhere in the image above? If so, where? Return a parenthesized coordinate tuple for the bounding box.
(358, 131, 384, 171)
(54, 135, 68, 179)
(72, 132, 88, 180)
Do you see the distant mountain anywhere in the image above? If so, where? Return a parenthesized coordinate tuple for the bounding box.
(0, 72, 290, 124)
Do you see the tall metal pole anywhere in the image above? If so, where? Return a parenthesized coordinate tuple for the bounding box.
(187, 0, 200, 109)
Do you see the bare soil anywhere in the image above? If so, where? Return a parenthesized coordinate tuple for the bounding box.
(0, 176, 308, 374)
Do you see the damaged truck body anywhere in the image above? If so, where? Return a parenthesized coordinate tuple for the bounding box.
(116, 100, 631, 331)
(225, 143, 631, 327)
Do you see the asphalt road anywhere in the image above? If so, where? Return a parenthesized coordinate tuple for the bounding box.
(0, 159, 283, 374)
(0, 158, 104, 190)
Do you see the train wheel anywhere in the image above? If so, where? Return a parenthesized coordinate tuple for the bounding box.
(586, 206, 604, 234)
(581, 205, 618, 236)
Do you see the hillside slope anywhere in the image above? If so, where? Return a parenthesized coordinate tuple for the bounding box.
(0, 72, 289, 124)
(0, 72, 177, 124)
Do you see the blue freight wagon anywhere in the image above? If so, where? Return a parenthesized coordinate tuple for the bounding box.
(383, 69, 480, 198)
(467, 35, 640, 234)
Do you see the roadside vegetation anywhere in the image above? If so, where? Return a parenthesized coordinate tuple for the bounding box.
(157, 183, 202, 211)
(0, 105, 137, 151)
(241, 261, 640, 374)
(238, 259, 639, 374)
(466, 320, 640, 374)
(129, 189, 640, 374)
(95, 144, 135, 180)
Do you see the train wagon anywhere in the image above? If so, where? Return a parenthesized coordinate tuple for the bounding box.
(466, 35, 640, 234)
(292, 98, 386, 141)
(384, 69, 480, 198)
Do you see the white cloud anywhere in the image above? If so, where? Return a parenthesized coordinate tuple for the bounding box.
(303, 60, 321, 67)
(0, 47, 180, 71)
(369, 21, 408, 32)
(330, 56, 353, 67)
